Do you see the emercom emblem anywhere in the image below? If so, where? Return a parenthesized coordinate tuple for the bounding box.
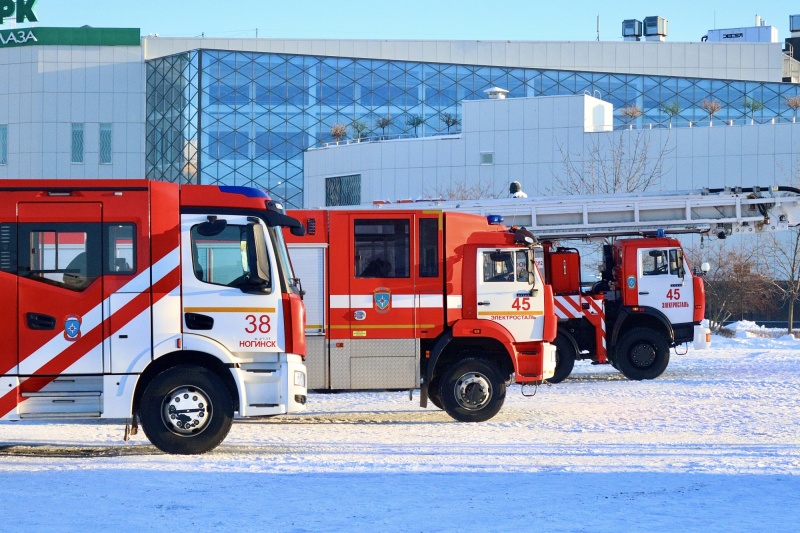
(373, 287, 391, 314)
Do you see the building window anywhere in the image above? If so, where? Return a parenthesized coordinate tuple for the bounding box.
(0, 124, 7, 165)
(326, 174, 361, 206)
(71, 123, 84, 164)
(99, 123, 112, 164)
(480, 152, 494, 165)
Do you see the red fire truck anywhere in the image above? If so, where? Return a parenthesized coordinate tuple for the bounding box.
(286, 208, 557, 422)
(379, 186, 800, 382)
(0, 180, 308, 454)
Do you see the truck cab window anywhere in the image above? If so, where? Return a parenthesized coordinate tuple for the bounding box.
(642, 249, 669, 276)
(354, 218, 409, 278)
(642, 249, 682, 277)
(192, 224, 270, 290)
(483, 251, 515, 282)
(106, 224, 135, 274)
(19, 225, 101, 291)
(419, 218, 439, 278)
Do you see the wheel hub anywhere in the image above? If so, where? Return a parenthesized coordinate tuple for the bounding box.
(162, 385, 212, 436)
(630, 343, 656, 368)
(454, 372, 492, 411)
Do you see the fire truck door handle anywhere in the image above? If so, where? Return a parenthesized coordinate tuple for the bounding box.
(638, 291, 649, 295)
(477, 301, 490, 306)
(26, 312, 56, 330)
(184, 312, 214, 330)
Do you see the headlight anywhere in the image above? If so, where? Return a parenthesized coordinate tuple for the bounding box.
(294, 370, 306, 388)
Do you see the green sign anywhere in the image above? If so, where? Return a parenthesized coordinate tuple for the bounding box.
(0, 27, 140, 48)
(0, 0, 37, 24)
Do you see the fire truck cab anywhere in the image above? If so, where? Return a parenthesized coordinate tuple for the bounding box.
(0, 180, 308, 454)
(544, 235, 704, 382)
(287, 208, 557, 422)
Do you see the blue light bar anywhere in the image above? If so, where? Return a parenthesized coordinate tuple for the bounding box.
(219, 185, 269, 198)
(487, 215, 504, 225)
(657, 228, 665, 238)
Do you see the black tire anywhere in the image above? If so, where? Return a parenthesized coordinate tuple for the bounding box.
(427, 377, 443, 410)
(614, 327, 670, 381)
(440, 358, 505, 422)
(546, 335, 577, 384)
(140, 365, 234, 455)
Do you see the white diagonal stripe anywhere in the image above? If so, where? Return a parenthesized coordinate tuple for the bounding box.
(19, 248, 180, 376)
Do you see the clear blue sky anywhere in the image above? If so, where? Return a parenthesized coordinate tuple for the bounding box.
(13, 0, 797, 42)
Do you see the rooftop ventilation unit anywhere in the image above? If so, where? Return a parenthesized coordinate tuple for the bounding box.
(791, 14, 800, 35)
(484, 87, 509, 100)
(622, 19, 643, 41)
(643, 16, 668, 41)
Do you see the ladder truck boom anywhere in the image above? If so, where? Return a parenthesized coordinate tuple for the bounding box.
(373, 186, 800, 239)
(366, 185, 800, 382)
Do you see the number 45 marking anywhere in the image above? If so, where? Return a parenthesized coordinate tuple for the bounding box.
(666, 288, 681, 300)
(511, 297, 531, 311)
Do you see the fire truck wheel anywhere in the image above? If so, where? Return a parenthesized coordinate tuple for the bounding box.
(547, 336, 576, 384)
(428, 377, 443, 410)
(140, 365, 234, 455)
(440, 358, 505, 422)
(615, 327, 670, 381)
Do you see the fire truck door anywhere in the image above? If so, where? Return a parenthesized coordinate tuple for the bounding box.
(637, 247, 693, 323)
(329, 215, 418, 389)
(475, 248, 545, 342)
(17, 203, 104, 375)
(181, 215, 286, 355)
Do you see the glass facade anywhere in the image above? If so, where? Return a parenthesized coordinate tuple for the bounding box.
(146, 49, 800, 208)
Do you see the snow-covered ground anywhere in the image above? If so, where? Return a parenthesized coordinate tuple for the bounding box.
(1, 322, 799, 532)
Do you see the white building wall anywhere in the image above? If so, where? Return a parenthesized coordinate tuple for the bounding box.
(304, 95, 800, 207)
(143, 37, 790, 83)
(0, 44, 145, 180)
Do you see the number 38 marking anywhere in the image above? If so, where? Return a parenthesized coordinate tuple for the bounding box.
(666, 288, 681, 300)
(245, 314, 271, 333)
(512, 297, 531, 311)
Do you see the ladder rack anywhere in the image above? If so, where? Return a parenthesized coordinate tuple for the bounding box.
(371, 186, 800, 239)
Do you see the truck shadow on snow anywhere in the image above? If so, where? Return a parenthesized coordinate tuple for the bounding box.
(0, 443, 162, 457)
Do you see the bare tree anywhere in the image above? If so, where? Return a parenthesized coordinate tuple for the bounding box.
(425, 178, 504, 200)
(785, 95, 800, 122)
(552, 130, 672, 195)
(441, 112, 461, 133)
(685, 241, 776, 331)
(763, 159, 800, 332)
(620, 104, 643, 126)
(330, 123, 347, 143)
(765, 231, 800, 332)
(375, 115, 393, 136)
(700, 98, 723, 124)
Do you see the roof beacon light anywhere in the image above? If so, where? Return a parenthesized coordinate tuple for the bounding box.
(487, 214, 504, 225)
(657, 228, 666, 238)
